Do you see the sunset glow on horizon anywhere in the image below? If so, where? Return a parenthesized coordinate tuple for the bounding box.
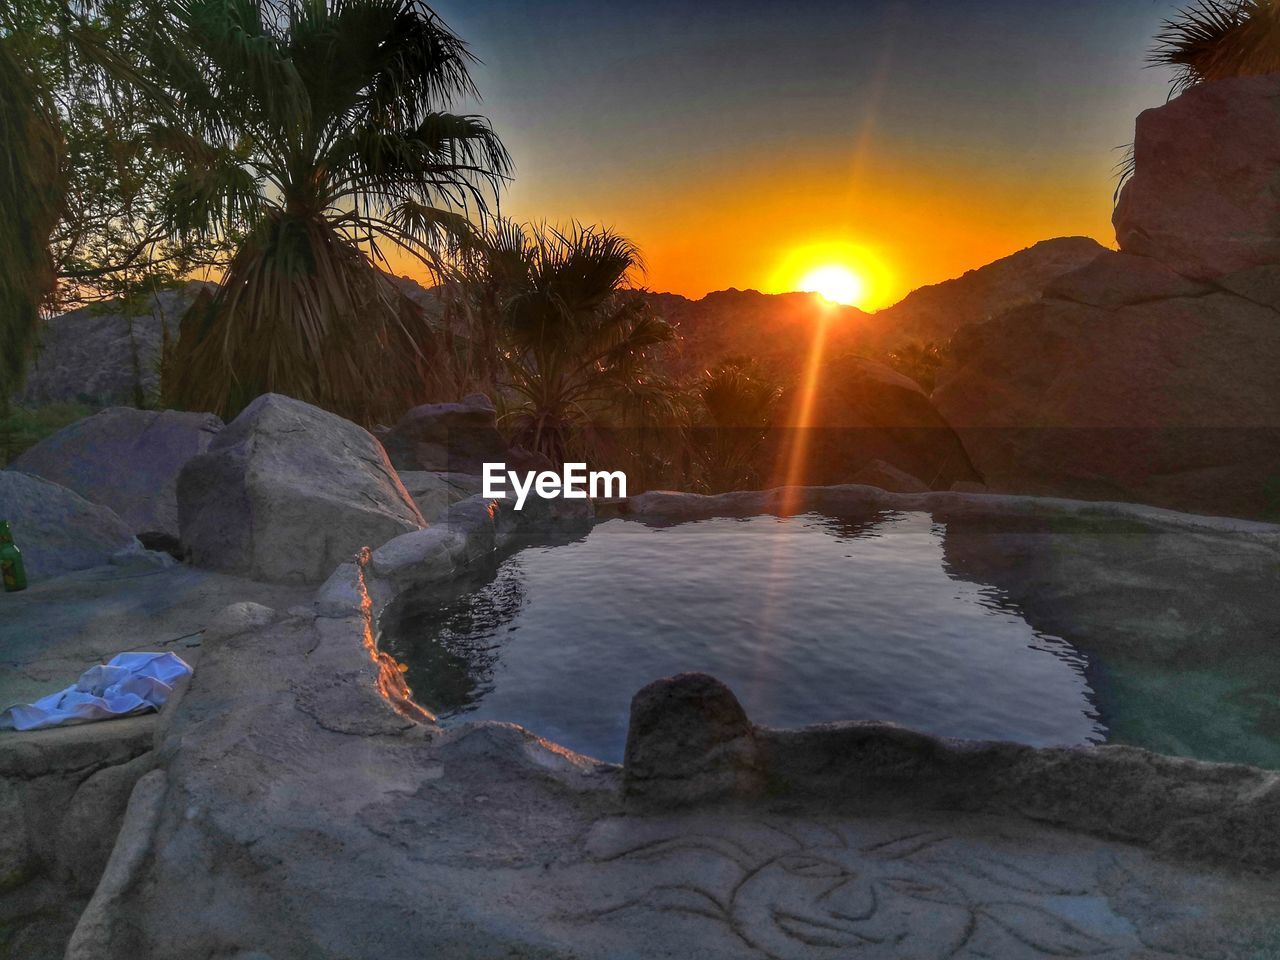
(402, 1, 1178, 308)
(774, 238, 897, 311)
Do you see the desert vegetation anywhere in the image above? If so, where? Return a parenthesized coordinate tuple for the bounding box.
(150, 0, 512, 426)
(442, 221, 677, 464)
(1152, 0, 1280, 91)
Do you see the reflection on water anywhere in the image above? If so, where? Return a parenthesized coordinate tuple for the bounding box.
(383, 512, 1110, 763)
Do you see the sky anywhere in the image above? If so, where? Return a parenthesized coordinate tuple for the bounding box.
(421, 0, 1177, 309)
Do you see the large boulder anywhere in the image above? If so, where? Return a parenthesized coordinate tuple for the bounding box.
(848, 458, 930, 493)
(178, 394, 424, 583)
(0, 471, 137, 580)
(933, 252, 1280, 519)
(624, 673, 765, 806)
(17, 282, 215, 407)
(1114, 76, 1280, 281)
(11, 407, 222, 540)
(381, 394, 508, 474)
(765, 356, 980, 490)
(396, 471, 486, 524)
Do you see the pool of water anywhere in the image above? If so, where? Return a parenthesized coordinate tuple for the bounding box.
(382, 511, 1280, 766)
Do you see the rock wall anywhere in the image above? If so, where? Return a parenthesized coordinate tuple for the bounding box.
(0, 718, 157, 959)
(935, 77, 1280, 519)
(1114, 75, 1280, 281)
(933, 253, 1280, 518)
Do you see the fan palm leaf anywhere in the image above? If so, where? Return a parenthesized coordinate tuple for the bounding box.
(691, 358, 782, 493)
(165, 212, 434, 422)
(148, 0, 510, 424)
(1151, 0, 1280, 93)
(456, 221, 676, 465)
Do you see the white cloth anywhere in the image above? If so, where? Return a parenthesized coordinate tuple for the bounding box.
(0, 652, 192, 732)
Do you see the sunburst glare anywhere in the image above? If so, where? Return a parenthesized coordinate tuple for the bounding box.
(798, 264, 866, 307)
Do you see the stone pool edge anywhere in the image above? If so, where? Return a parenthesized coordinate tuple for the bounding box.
(314, 482, 1280, 871)
(59, 483, 1280, 956)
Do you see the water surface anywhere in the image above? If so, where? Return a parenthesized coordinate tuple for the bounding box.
(384, 512, 1109, 762)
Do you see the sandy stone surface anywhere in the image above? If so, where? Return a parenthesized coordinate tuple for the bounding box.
(76, 610, 1280, 959)
(0, 563, 310, 708)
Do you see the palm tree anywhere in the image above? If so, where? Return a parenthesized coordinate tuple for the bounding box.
(149, 0, 509, 425)
(0, 38, 64, 406)
(456, 221, 676, 466)
(691, 357, 781, 493)
(1151, 0, 1280, 93)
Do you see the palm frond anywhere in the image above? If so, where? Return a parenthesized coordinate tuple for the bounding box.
(163, 211, 443, 425)
(451, 221, 678, 465)
(149, 0, 509, 423)
(1151, 0, 1280, 93)
(0, 39, 65, 399)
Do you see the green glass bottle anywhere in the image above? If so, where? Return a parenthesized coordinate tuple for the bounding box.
(1, 520, 28, 592)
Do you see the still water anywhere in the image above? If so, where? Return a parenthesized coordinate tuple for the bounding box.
(383, 512, 1115, 763)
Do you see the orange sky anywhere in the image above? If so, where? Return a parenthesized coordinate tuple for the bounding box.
(385, 143, 1125, 312)
(499, 150, 1124, 312)
(397, 1, 1174, 312)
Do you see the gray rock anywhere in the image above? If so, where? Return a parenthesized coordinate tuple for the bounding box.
(178, 394, 424, 583)
(17, 282, 214, 407)
(0, 777, 32, 892)
(369, 525, 466, 582)
(397, 470, 485, 523)
(382, 393, 509, 473)
(0, 471, 137, 580)
(850, 459, 930, 493)
(933, 283, 1280, 520)
(624, 673, 765, 806)
(313, 562, 366, 619)
(1114, 75, 1280, 281)
(56, 752, 156, 894)
(1043, 250, 1211, 307)
(11, 407, 222, 539)
(64, 769, 167, 960)
(203, 601, 278, 642)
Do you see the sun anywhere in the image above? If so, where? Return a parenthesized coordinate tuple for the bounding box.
(798, 264, 866, 307)
(770, 240, 895, 309)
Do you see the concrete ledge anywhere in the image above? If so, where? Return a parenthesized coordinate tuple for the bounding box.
(65, 483, 1280, 957)
(308, 482, 1280, 870)
(757, 721, 1280, 870)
